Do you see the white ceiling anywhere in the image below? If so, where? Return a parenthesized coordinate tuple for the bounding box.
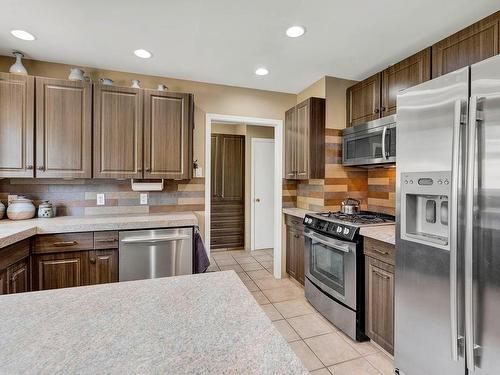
(0, 0, 498, 93)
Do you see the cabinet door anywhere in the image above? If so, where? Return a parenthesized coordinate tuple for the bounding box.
(432, 12, 500, 77)
(295, 230, 305, 285)
(284, 107, 297, 179)
(0, 269, 7, 295)
(295, 100, 310, 180)
(144, 91, 193, 179)
(35, 78, 92, 178)
(93, 85, 143, 179)
(220, 135, 244, 201)
(365, 257, 394, 354)
(381, 48, 431, 116)
(0, 73, 34, 177)
(346, 73, 381, 127)
(89, 250, 118, 285)
(6, 257, 29, 294)
(33, 251, 89, 291)
(285, 227, 297, 279)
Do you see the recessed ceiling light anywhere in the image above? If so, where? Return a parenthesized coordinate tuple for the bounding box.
(134, 49, 152, 59)
(286, 25, 306, 38)
(255, 67, 269, 76)
(10, 29, 36, 41)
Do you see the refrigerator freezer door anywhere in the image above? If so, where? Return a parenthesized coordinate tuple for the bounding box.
(395, 67, 468, 375)
(467, 54, 500, 374)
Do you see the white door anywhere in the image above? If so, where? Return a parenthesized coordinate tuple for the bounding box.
(252, 138, 275, 250)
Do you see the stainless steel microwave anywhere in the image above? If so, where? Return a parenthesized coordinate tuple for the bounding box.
(342, 115, 396, 166)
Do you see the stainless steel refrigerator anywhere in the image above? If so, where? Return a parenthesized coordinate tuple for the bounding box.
(395, 54, 500, 375)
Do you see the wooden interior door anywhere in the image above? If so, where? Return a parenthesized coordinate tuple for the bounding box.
(210, 134, 245, 250)
(295, 100, 310, 179)
(381, 48, 431, 116)
(432, 12, 500, 77)
(35, 77, 92, 178)
(284, 107, 296, 179)
(89, 250, 118, 285)
(144, 91, 193, 179)
(33, 251, 89, 291)
(346, 73, 381, 127)
(93, 85, 143, 178)
(0, 73, 34, 177)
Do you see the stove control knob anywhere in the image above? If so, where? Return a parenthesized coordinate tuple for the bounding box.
(336, 226, 343, 233)
(343, 228, 350, 235)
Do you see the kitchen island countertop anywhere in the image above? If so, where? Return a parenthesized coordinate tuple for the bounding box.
(0, 271, 307, 374)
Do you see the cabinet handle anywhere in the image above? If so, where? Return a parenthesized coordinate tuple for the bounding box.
(374, 270, 390, 280)
(294, 234, 300, 238)
(96, 238, 117, 243)
(52, 241, 77, 247)
(145, 168, 151, 172)
(381, 106, 386, 112)
(374, 108, 380, 114)
(372, 247, 389, 255)
(26, 165, 33, 170)
(37, 166, 45, 171)
(89, 257, 96, 264)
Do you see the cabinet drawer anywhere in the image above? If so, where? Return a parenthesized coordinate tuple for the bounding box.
(94, 231, 119, 249)
(363, 237, 395, 265)
(285, 214, 305, 230)
(34, 233, 94, 254)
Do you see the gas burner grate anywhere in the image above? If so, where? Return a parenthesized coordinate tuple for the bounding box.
(318, 211, 395, 224)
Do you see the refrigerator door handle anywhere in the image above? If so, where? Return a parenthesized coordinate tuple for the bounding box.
(450, 99, 466, 362)
(465, 95, 484, 372)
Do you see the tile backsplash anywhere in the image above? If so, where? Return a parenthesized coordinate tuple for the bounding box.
(0, 178, 205, 216)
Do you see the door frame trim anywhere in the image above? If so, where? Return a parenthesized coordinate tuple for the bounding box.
(251, 138, 275, 252)
(205, 113, 283, 279)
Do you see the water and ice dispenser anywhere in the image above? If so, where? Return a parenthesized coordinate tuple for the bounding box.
(400, 171, 451, 250)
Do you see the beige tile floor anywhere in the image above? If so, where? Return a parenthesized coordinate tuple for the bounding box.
(208, 249, 395, 375)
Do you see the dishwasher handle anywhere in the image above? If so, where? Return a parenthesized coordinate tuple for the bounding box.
(120, 234, 191, 244)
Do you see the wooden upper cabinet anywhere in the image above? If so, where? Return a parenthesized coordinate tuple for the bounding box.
(284, 107, 296, 179)
(346, 73, 381, 127)
(35, 78, 92, 178)
(144, 91, 193, 179)
(0, 73, 34, 177)
(93, 85, 143, 179)
(284, 97, 325, 179)
(381, 48, 431, 116)
(432, 12, 500, 77)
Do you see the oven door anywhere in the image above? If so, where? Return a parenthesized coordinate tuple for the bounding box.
(304, 229, 357, 310)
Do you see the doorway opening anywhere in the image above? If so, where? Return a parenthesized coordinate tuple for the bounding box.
(205, 114, 283, 278)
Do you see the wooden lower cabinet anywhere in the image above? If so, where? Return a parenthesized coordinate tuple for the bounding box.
(0, 239, 31, 294)
(285, 215, 305, 285)
(364, 238, 395, 355)
(33, 251, 90, 291)
(89, 250, 118, 285)
(6, 258, 29, 294)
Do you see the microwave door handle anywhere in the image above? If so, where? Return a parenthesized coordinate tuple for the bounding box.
(382, 126, 388, 159)
(304, 232, 350, 253)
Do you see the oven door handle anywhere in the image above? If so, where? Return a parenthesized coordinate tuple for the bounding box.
(304, 232, 351, 253)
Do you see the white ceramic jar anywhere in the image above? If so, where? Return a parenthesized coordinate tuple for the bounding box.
(7, 196, 36, 220)
(131, 79, 141, 88)
(68, 68, 85, 81)
(157, 84, 168, 91)
(100, 78, 113, 86)
(9, 52, 28, 75)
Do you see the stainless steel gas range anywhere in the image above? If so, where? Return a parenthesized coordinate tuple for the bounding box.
(303, 211, 394, 341)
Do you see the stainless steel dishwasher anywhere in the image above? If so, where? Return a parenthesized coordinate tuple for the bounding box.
(119, 228, 193, 282)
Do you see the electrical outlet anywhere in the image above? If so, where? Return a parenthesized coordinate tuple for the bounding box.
(140, 193, 148, 205)
(194, 166, 203, 178)
(96, 193, 105, 206)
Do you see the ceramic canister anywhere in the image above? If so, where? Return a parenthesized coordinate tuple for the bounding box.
(68, 68, 85, 81)
(100, 78, 113, 86)
(131, 79, 141, 88)
(9, 51, 28, 75)
(157, 84, 168, 91)
(37, 200, 55, 218)
(6, 196, 36, 220)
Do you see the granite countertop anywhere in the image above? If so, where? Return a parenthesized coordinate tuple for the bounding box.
(282, 207, 314, 219)
(0, 212, 198, 249)
(359, 224, 396, 245)
(0, 271, 307, 374)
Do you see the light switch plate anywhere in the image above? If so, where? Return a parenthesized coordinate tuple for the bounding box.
(140, 193, 148, 205)
(96, 193, 105, 206)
